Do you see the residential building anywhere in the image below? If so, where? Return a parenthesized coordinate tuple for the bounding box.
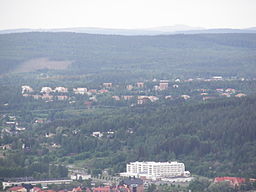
(136, 82, 144, 88)
(21, 86, 33, 94)
(112, 96, 120, 101)
(121, 178, 144, 192)
(73, 88, 88, 95)
(235, 93, 246, 98)
(123, 96, 134, 100)
(7, 186, 26, 192)
(214, 177, 245, 186)
(126, 85, 133, 90)
(93, 186, 111, 192)
(181, 95, 190, 100)
(103, 83, 112, 88)
(159, 82, 168, 90)
(92, 132, 103, 138)
(41, 87, 53, 93)
(120, 161, 190, 180)
(55, 87, 68, 93)
(70, 173, 91, 180)
(98, 89, 109, 94)
(56, 95, 68, 100)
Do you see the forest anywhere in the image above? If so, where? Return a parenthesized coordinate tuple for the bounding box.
(1, 94, 255, 178)
(0, 32, 256, 77)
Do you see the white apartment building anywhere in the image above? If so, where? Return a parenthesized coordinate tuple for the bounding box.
(73, 88, 88, 95)
(120, 161, 190, 180)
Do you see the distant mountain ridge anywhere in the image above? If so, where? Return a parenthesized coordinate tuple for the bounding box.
(0, 25, 256, 35)
(0, 32, 256, 76)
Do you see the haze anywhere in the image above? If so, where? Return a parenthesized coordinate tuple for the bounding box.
(0, 0, 256, 30)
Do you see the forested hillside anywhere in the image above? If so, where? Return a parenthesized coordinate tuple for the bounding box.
(0, 33, 256, 76)
(1, 96, 255, 178)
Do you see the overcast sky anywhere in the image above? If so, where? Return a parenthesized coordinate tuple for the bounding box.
(0, 0, 256, 30)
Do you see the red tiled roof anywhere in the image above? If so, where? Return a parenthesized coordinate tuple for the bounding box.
(41, 190, 56, 192)
(214, 177, 245, 184)
(32, 187, 42, 192)
(73, 187, 82, 192)
(93, 186, 111, 192)
(8, 186, 25, 191)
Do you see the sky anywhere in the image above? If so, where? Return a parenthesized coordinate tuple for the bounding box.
(0, 0, 256, 30)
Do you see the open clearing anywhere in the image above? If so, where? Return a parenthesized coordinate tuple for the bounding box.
(15, 58, 72, 73)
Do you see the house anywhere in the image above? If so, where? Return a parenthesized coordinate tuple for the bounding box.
(212, 76, 223, 80)
(123, 96, 134, 100)
(216, 88, 224, 93)
(73, 88, 88, 95)
(225, 88, 236, 94)
(31, 187, 41, 192)
(70, 173, 91, 180)
(137, 96, 150, 105)
(120, 178, 144, 192)
(112, 96, 120, 101)
(21, 85, 34, 94)
(7, 186, 26, 192)
(72, 187, 82, 192)
(54, 87, 68, 93)
(235, 93, 246, 98)
(159, 82, 168, 90)
(41, 190, 56, 192)
(22, 94, 30, 97)
(92, 132, 103, 138)
(181, 95, 190, 100)
(98, 89, 109, 94)
(214, 177, 245, 186)
(93, 186, 111, 192)
(103, 83, 112, 88)
(42, 94, 53, 100)
(56, 96, 68, 101)
(126, 85, 133, 90)
(35, 119, 44, 124)
(165, 95, 173, 99)
(32, 95, 42, 99)
(221, 93, 231, 97)
(84, 101, 93, 108)
(88, 89, 98, 94)
(15, 127, 26, 131)
(41, 87, 53, 93)
(136, 82, 144, 88)
(154, 85, 160, 91)
(1, 144, 12, 150)
(147, 96, 159, 102)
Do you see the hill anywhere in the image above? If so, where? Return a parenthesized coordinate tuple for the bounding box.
(1, 96, 255, 178)
(0, 32, 256, 77)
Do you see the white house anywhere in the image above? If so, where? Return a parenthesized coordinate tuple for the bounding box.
(40, 87, 53, 93)
(55, 87, 68, 93)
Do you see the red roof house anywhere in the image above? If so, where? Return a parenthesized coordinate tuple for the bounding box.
(7, 186, 26, 192)
(214, 177, 245, 186)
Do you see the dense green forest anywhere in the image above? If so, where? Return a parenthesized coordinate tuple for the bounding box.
(1, 96, 255, 178)
(0, 33, 256, 77)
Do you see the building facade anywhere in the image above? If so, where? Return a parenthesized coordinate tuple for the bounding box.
(120, 161, 190, 180)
